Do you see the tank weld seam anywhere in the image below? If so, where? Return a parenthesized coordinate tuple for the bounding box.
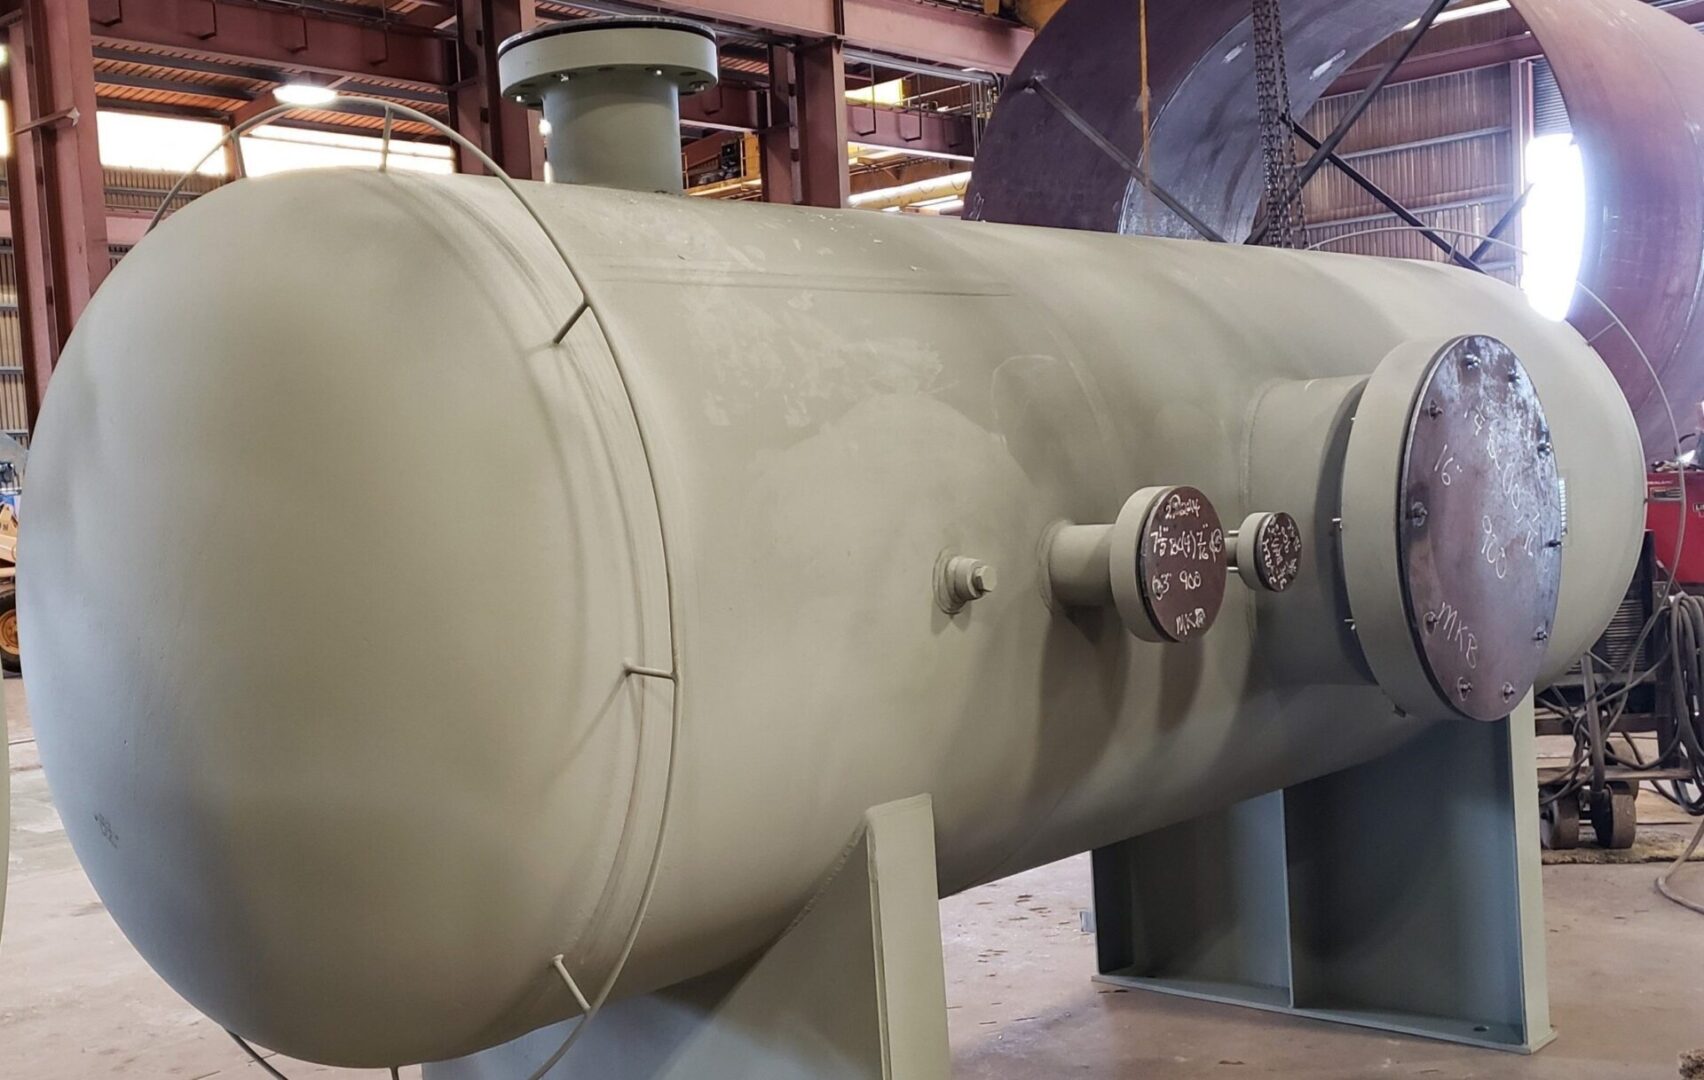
(146, 98, 688, 1080)
(623, 661, 677, 681)
(777, 825, 869, 940)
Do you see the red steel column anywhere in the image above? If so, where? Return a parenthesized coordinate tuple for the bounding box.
(2, 18, 51, 431)
(794, 38, 849, 208)
(759, 44, 800, 203)
(3, 0, 109, 428)
(451, 0, 539, 178)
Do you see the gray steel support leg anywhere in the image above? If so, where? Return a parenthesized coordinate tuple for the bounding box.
(426, 795, 950, 1080)
(1092, 699, 1552, 1053)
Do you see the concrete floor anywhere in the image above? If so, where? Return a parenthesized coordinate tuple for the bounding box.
(6, 678, 1704, 1078)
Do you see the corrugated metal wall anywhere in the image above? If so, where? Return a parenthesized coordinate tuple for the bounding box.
(1531, 58, 1569, 137)
(0, 167, 224, 440)
(0, 243, 24, 439)
(1300, 65, 1521, 285)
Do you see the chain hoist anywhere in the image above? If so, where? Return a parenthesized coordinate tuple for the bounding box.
(1252, 0, 1307, 248)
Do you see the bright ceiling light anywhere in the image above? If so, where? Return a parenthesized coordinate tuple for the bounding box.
(1405, 0, 1510, 29)
(846, 78, 906, 107)
(275, 82, 339, 107)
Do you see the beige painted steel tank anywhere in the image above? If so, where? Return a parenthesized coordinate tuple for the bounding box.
(20, 169, 1643, 1068)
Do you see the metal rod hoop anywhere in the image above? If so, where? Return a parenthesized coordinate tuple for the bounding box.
(147, 102, 304, 233)
(1470, 183, 1534, 264)
(147, 97, 594, 350)
(146, 93, 690, 1080)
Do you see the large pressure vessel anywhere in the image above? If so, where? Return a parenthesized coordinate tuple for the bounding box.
(21, 170, 1643, 1068)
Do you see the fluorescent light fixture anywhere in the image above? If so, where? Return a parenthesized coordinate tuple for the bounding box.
(846, 78, 906, 107)
(1405, 1, 1510, 29)
(849, 141, 974, 165)
(849, 169, 973, 210)
(855, 147, 906, 163)
(274, 82, 339, 107)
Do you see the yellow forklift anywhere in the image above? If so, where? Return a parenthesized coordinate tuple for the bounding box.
(0, 436, 26, 674)
(0, 501, 17, 673)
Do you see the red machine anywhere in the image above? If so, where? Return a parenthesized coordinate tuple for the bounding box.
(1646, 469, 1704, 588)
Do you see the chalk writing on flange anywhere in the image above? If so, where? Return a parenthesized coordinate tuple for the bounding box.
(1430, 600, 1480, 670)
(1138, 486, 1229, 643)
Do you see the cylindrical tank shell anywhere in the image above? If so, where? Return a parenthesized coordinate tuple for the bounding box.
(21, 171, 1644, 1068)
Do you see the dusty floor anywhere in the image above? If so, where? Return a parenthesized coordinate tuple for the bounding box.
(6, 678, 1704, 1078)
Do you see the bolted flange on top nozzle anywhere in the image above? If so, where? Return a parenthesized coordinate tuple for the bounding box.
(497, 16, 719, 194)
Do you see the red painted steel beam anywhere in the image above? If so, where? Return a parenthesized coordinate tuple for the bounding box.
(795, 38, 849, 207)
(4, 0, 111, 428)
(1, 20, 53, 432)
(681, 84, 762, 131)
(1329, 1, 1704, 94)
(230, 87, 281, 126)
(684, 84, 973, 157)
(87, 0, 452, 87)
(759, 43, 799, 204)
(450, 0, 538, 177)
(845, 100, 975, 158)
(629, 0, 1032, 74)
(1330, 33, 1539, 94)
(0, 211, 149, 247)
(80, 1, 1026, 91)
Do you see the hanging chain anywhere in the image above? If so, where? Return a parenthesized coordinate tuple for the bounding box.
(1138, 0, 1153, 197)
(1252, 0, 1307, 248)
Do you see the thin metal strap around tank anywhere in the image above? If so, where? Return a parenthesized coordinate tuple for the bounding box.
(147, 95, 687, 1080)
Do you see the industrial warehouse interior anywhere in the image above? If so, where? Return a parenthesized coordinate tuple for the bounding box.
(4, 0, 1704, 1077)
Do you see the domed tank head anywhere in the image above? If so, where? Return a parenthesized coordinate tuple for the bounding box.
(19, 169, 671, 1068)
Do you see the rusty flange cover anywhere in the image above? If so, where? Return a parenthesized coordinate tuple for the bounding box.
(1341, 336, 1563, 721)
(1398, 337, 1562, 720)
(1234, 511, 1304, 593)
(1132, 486, 1228, 643)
